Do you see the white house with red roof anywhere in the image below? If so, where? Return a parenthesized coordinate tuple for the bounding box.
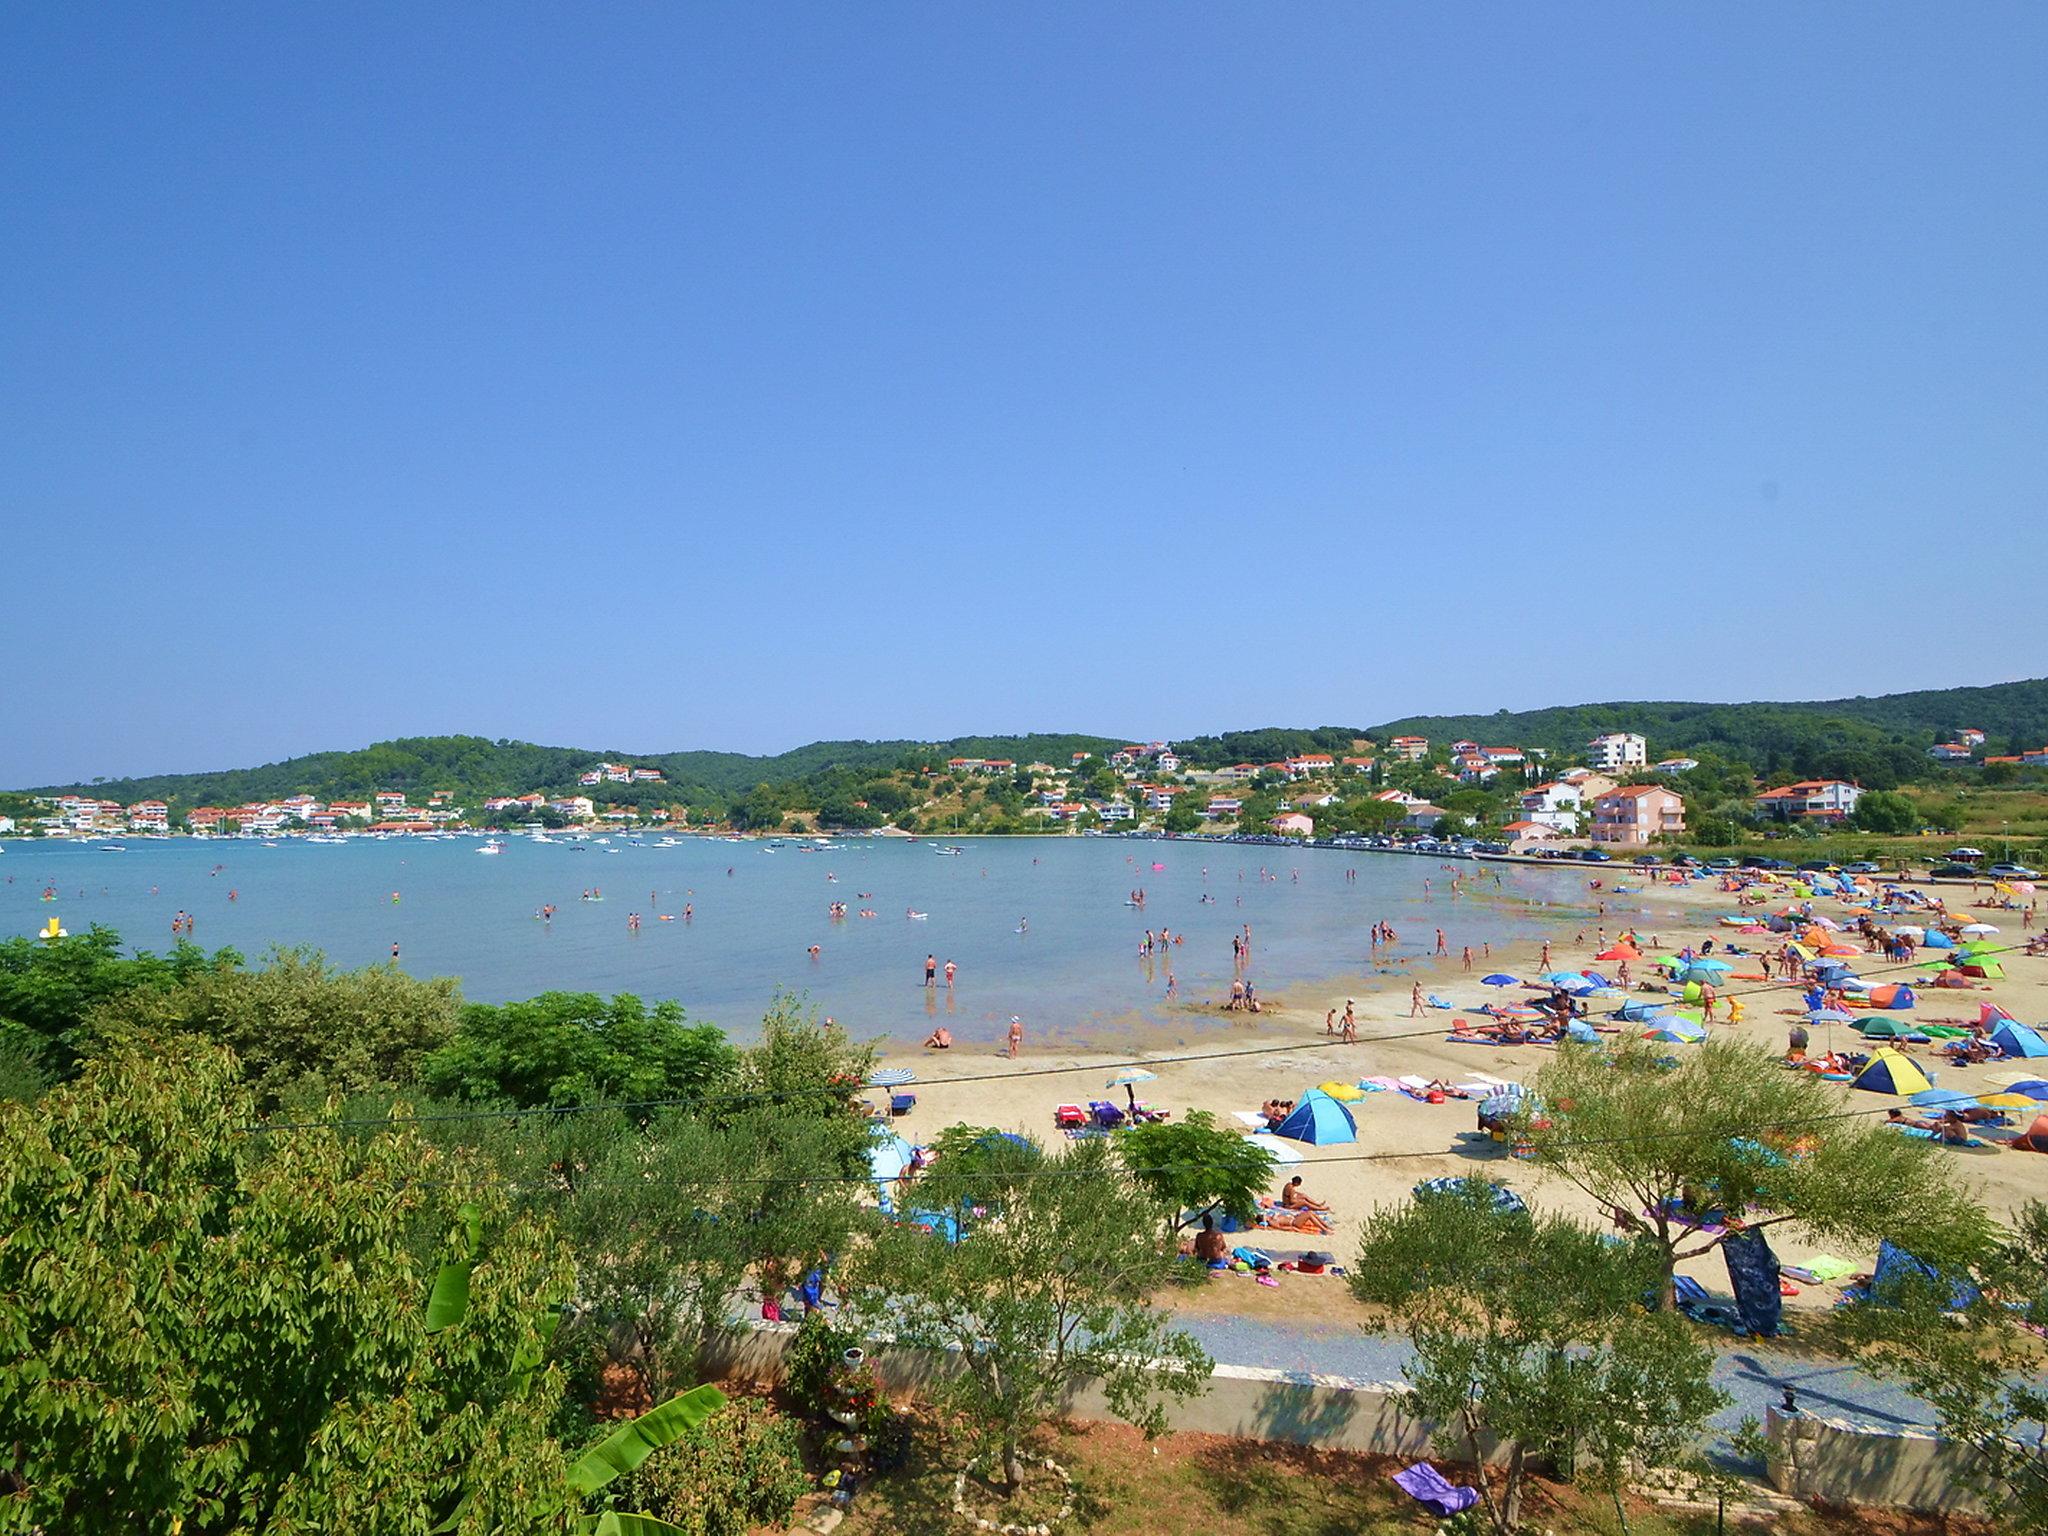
(126, 801, 170, 831)
(1388, 736, 1430, 761)
(1283, 754, 1335, 780)
(1754, 780, 1862, 822)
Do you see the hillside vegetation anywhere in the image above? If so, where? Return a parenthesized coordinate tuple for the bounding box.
(19, 679, 2046, 820)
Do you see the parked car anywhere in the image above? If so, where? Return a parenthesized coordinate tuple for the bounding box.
(1669, 854, 1701, 867)
(1842, 861, 1881, 874)
(1633, 854, 1661, 865)
(1705, 857, 1738, 870)
(1987, 863, 2039, 879)
(1741, 856, 1788, 870)
(1930, 863, 1978, 879)
(1577, 848, 1613, 863)
(1796, 860, 1837, 873)
(1948, 847, 1986, 862)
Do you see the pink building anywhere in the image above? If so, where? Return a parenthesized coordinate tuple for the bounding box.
(1590, 785, 1684, 846)
(1269, 812, 1314, 837)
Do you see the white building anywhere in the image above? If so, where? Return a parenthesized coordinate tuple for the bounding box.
(1519, 781, 1584, 832)
(1755, 780, 1863, 822)
(1652, 758, 1699, 775)
(1094, 802, 1134, 821)
(1586, 732, 1648, 771)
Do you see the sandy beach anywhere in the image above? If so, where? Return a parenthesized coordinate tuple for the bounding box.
(873, 859, 2046, 1318)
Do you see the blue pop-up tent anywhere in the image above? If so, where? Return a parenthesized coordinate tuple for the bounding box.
(1992, 1021, 2048, 1059)
(1274, 1088, 1357, 1145)
(1617, 998, 1669, 1022)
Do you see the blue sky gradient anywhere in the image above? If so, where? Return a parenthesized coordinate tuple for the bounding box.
(3, 6, 2044, 785)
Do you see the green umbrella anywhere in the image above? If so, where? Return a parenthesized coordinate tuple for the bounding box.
(1859, 1019, 1917, 1039)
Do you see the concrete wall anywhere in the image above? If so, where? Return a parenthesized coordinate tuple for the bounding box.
(702, 1321, 1468, 1462)
(1764, 1406, 1994, 1517)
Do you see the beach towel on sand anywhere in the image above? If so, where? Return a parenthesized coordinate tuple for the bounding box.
(1391, 1463, 1477, 1517)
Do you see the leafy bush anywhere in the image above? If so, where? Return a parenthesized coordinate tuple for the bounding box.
(783, 1309, 862, 1415)
(607, 1398, 808, 1536)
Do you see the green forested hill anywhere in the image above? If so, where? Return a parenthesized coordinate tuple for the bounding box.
(1365, 678, 2048, 786)
(22, 679, 2047, 813)
(29, 732, 1125, 811)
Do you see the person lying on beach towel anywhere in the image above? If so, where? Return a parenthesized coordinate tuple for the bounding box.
(1257, 1203, 1333, 1236)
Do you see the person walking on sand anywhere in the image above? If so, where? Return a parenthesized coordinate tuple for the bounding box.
(1342, 999, 1357, 1043)
(1435, 928, 1448, 956)
(1410, 982, 1425, 1018)
(1007, 1014, 1024, 1058)
(1325, 1007, 1337, 1036)
(1462, 944, 1473, 972)
(1540, 940, 1552, 970)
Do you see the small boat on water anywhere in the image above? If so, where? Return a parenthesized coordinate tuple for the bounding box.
(98, 843, 127, 852)
(477, 840, 505, 856)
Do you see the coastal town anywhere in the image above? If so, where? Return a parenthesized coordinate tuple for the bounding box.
(9, 726, 2043, 872)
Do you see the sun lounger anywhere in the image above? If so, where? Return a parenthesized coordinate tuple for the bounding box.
(1425, 993, 1454, 1009)
(1231, 1110, 1269, 1129)
(889, 1092, 917, 1116)
(1055, 1104, 1088, 1129)
(1089, 1100, 1126, 1130)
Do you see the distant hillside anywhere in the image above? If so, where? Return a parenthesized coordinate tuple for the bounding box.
(1365, 678, 2048, 784)
(30, 732, 1126, 812)
(21, 678, 2046, 813)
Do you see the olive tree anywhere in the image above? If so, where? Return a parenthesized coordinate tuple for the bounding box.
(1352, 1184, 1725, 1536)
(854, 1131, 1211, 1493)
(1521, 1036, 1991, 1309)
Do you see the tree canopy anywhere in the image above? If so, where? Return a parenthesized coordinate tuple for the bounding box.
(0, 1041, 579, 1536)
(421, 991, 737, 1111)
(854, 1132, 1211, 1491)
(1521, 1037, 1993, 1308)
(1351, 1183, 1725, 1536)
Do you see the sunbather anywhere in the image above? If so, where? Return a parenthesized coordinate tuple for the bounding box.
(1280, 1175, 1330, 1212)
(1192, 1213, 1230, 1263)
(1258, 1204, 1333, 1235)
(923, 1026, 953, 1049)
(2013, 1114, 2048, 1153)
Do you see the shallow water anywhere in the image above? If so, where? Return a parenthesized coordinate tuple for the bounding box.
(1, 835, 1600, 1043)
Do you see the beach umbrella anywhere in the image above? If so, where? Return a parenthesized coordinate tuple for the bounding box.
(1910, 1089, 1979, 1112)
(1978, 1093, 2040, 1110)
(1859, 1019, 1919, 1039)
(2004, 1079, 2048, 1099)
(1688, 957, 1733, 973)
(1539, 970, 1589, 985)
(867, 1132, 917, 1187)
(866, 1067, 916, 1088)
(1105, 1066, 1158, 1113)
(1595, 945, 1639, 961)
(1551, 975, 1596, 994)
(1481, 973, 1519, 987)
(1809, 1008, 1856, 1025)
(1644, 1021, 1707, 1044)
(1581, 971, 1612, 987)
(1961, 923, 2000, 936)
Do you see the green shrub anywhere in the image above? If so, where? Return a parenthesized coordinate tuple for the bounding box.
(608, 1398, 808, 1536)
(783, 1309, 862, 1415)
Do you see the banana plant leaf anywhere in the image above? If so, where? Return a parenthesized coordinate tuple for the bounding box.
(507, 1302, 564, 1391)
(565, 1385, 729, 1495)
(424, 1202, 485, 1334)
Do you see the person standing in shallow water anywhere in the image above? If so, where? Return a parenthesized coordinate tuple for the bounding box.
(924, 954, 937, 988)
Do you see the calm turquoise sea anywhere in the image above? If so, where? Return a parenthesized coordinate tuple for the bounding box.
(0, 835, 1600, 1044)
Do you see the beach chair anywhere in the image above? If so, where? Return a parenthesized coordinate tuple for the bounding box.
(889, 1092, 917, 1117)
(1089, 1100, 1126, 1130)
(1054, 1104, 1088, 1130)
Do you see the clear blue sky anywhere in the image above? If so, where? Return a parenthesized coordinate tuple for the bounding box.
(4, 6, 2044, 787)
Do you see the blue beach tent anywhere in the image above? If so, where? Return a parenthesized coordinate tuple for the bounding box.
(1617, 998, 1669, 1023)
(1274, 1088, 1358, 1146)
(1992, 1021, 2048, 1059)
